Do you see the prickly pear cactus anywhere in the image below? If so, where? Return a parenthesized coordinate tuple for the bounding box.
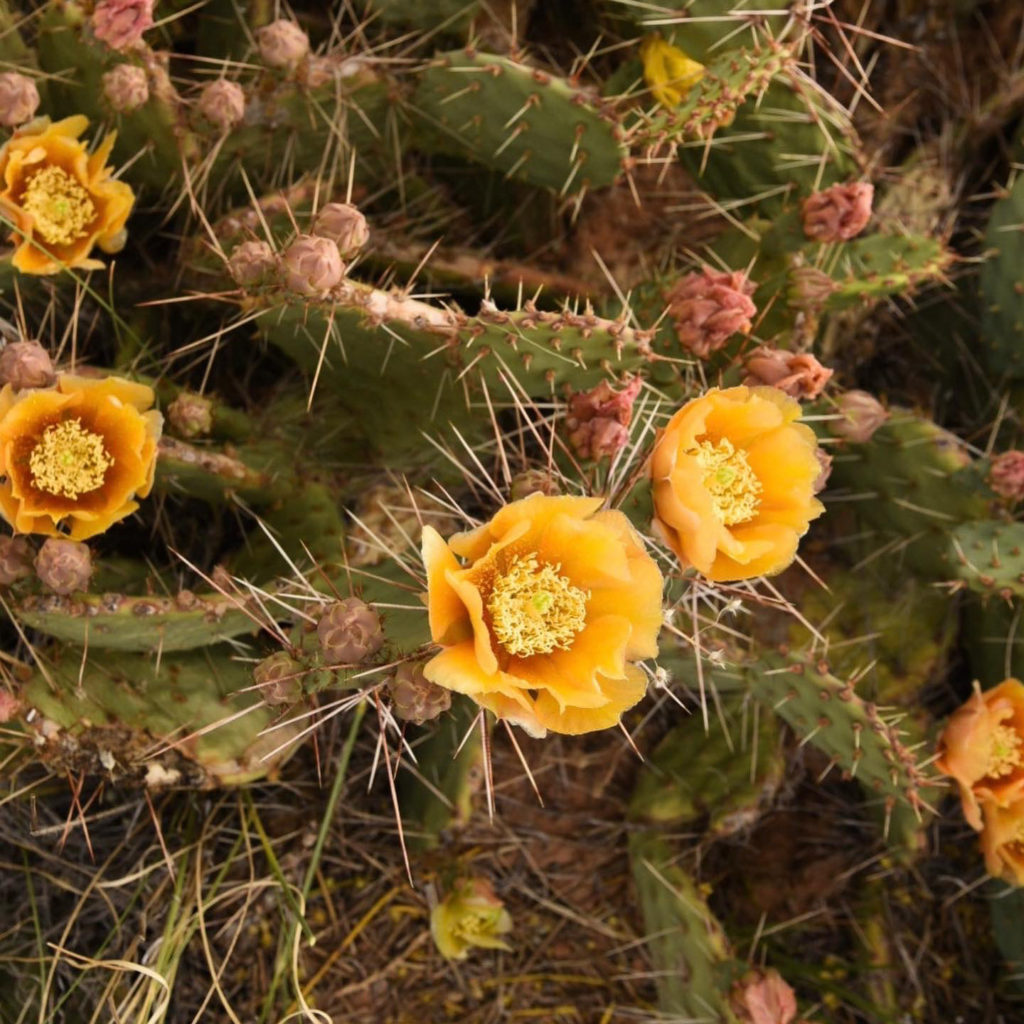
(0, 2, 1021, 1022)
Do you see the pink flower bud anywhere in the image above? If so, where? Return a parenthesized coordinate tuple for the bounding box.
(742, 347, 833, 400)
(197, 79, 246, 131)
(565, 378, 642, 460)
(312, 202, 369, 259)
(0, 688, 21, 723)
(729, 968, 798, 1024)
(0, 535, 33, 585)
(0, 72, 40, 126)
(92, 0, 155, 52)
(167, 392, 213, 439)
(787, 266, 838, 311)
(254, 651, 304, 705)
(388, 660, 452, 724)
(801, 182, 874, 242)
(989, 451, 1024, 502)
(228, 240, 278, 288)
(665, 268, 757, 358)
(102, 64, 150, 112)
(317, 598, 384, 665)
(281, 235, 344, 296)
(34, 538, 92, 595)
(256, 19, 310, 68)
(813, 449, 833, 493)
(0, 341, 55, 389)
(832, 390, 889, 444)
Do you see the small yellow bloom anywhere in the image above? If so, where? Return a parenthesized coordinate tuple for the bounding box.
(0, 373, 162, 539)
(650, 386, 824, 582)
(431, 878, 513, 961)
(980, 799, 1024, 887)
(421, 493, 663, 737)
(936, 680, 1024, 831)
(0, 115, 134, 275)
(640, 35, 705, 109)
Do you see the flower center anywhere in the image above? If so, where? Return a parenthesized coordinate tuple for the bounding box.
(691, 438, 762, 525)
(987, 723, 1024, 778)
(29, 418, 112, 498)
(488, 554, 588, 658)
(21, 166, 97, 247)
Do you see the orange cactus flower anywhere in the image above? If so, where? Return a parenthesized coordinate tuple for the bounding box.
(0, 115, 134, 275)
(936, 679, 1024, 830)
(650, 386, 824, 582)
(0, 373, 162, 539)
(980, 800, 1024, 887)
(421, 493, 664, 737)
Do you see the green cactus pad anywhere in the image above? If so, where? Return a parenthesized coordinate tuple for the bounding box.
(19, 646, 303, 786)
(13, 590, 260, 652)
(413, 49, 627, 194)
(981, 173, 1024, 378)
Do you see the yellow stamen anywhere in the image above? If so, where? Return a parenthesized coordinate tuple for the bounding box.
(691, 437, 762, 525)
(488, 554, 588, 658)
(20, 166, 96, 247)
(987, 723, 1024, 778)
(29, 418, 112, 499)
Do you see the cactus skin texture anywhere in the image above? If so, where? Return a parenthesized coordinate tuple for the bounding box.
(19, 647, 302, 787)
(414, 50, 627, 194)
(981, 173, 1024, 377)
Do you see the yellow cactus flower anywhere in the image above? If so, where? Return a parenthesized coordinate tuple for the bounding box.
(936, 680, 1024, 831)
(650, 386, 824, 582)
(980, 799, 1024, 887)
(431, 878, 513, 961)
(421, 493, 663, 737)
(640, 35, 705, 109)
(0, 115, 134, 275)
(0, 374, 162, 539)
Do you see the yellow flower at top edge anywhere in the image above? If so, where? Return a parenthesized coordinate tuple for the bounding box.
(0, 373, 162, 540)
(640, 35, 705, 109)
(0, 115, 134, 275)
(421, 493, 664, 737)
(650, 386, 824, 582)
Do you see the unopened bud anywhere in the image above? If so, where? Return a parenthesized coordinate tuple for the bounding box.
(254, 651, 304, 705)
(729, 968, 798, 1024)
(0, 72, 40, 126)
(664, 268, 757, 358)
(92, 0, 154, 51)
(565, 378, 641, 461)
(0, 689, 21, 723)
(102, 64, 149, 112)
(388, 661, 451, 725)
(167, 392, 214, 439)
(282, 235, 344, 296)
(35, 538, 92, 595)
(787, 266, 838, 311)
(0, 341, 55, 390)
(832, 390, 889, 444)
(317, 597, 384, 665)
(509, 469, 561, 501)
(197, 79, 246, 131)
(802, 182, 874, 243)
(0, 535, 33, 585)
(989, 451, 1024, 502)
(312, 202, 370, 259)
(742, 347, 833, 401)
(256, 19, 310, 68)
(228, 239, 278, 288)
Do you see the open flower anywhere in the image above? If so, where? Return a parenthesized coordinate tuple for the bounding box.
(980, 800, 1024, 887)
(0, 374, 162, 539)
(421, 494, 663, 737)
(650, 386, 824, 582)
(936, 680, 1024, 830)
(431, 878, 513, 961)
(640, 35, 705, 109)
(0, 115, 134, 275)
